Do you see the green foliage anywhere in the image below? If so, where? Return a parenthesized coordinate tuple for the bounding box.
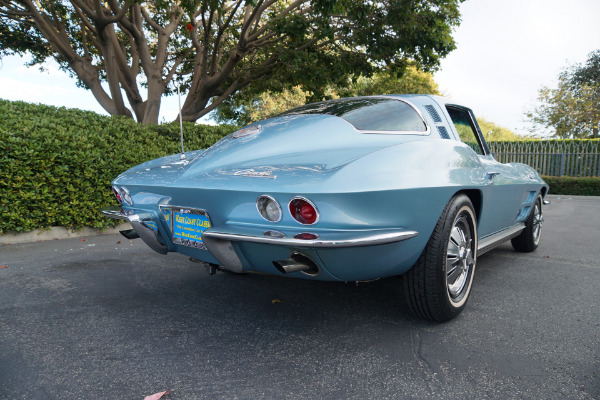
(476, 118, 524, 141)
(542, 176, 600, 196)
(570, 50, 600, 91)
(215, 67, 441, 125)
(527, 50, 600, 138)
(0, 99, 235, 234)
(341, 67, 441, 97)
(0, 0, 464, 124)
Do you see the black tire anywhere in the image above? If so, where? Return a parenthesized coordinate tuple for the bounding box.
(511, 194, 543, 252)
(404, 194, 477, 322)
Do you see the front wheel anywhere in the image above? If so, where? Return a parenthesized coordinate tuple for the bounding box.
(511, 194, 543, 252)
(404, 194, 478, 322)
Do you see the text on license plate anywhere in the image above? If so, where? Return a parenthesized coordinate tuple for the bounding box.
(172, 209, 211, 249)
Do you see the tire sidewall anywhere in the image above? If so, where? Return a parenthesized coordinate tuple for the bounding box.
(532, 196, 542, 247)
(511, 194, 542, 252)
(438, 198, 478, 314)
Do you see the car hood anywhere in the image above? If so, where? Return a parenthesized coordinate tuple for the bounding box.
(114, 114, 420, 190)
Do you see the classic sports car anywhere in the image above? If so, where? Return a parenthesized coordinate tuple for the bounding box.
(102, 95, 548, 322)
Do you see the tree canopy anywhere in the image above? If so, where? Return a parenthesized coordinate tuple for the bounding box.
(0, 0, 464, 124)
(476, 118, 523, 141)
(527, 50, 600, 138)
(214, 65, 441, 125)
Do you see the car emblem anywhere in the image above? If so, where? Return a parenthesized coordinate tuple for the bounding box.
(231, 125, 261, 139)
(233, 169, 276, 179)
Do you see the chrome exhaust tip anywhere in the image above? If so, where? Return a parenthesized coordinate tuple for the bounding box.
(273, 252, 320, 276)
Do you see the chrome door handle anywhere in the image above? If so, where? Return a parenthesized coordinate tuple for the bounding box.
(486, 172, 500, 179)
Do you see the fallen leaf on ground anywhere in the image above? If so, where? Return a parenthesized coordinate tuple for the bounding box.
(272, 299, 281, 304)
(144, 390, 170, 400)
(80, 239, 86, 241)
(0, 265, 8, 269)
(116, 241, 122, 244)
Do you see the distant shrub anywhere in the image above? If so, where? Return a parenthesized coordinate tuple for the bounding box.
(0, 99, 236, 234)
(543, 176, 600, 196)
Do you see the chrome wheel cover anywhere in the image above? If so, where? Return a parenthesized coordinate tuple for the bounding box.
(532, 201, 543, 245)
(446, 213, 475, 301)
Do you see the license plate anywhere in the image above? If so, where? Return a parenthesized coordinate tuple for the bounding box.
(170, 208, 211, 250)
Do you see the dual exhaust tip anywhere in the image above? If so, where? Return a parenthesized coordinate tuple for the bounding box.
(273, 252, 320, 276)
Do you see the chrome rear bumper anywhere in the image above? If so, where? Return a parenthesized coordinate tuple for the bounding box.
(102, 206, 420, 274)
(101, 206, 168, 254)
(201, 229, 418, 248)
(201, 226, 419, 274)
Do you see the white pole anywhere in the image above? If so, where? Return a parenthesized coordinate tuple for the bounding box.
(178, 85, 186, 160)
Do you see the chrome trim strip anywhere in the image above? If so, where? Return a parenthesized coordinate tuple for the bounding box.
(202, 229, 418, 248)
(101, 206, 130, 220)
(358, 96, 431, 136)
(284, 96, 431, 136)
(477, 223, 525, 256)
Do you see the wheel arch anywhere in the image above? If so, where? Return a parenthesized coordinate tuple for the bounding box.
(454, 189, 482, 224)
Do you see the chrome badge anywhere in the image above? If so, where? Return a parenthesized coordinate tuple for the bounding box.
(234, 169, 276, 179)
(231, 125, 261, 139)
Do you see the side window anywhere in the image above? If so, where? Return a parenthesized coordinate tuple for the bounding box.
(445, 106, 485, 155)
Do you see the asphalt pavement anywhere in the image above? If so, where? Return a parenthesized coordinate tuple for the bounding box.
(0, 194, 599, 400)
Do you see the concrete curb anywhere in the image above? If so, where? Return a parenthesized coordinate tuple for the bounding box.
(0, 223, 132, 245)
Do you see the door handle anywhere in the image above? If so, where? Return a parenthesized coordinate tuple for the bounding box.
(486, 172, 500, 180)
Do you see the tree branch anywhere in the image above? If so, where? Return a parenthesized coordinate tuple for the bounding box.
(184, 79, 240, 121)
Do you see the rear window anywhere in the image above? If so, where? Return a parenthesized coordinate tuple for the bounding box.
(281, 98, 427, 133)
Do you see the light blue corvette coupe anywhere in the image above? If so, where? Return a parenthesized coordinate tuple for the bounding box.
(103, 95, 548, 322)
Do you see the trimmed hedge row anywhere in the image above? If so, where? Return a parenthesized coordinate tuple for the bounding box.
(543, 176, 600, 196)
(2, 99, 598, 234)
(0, 99, 236, 234)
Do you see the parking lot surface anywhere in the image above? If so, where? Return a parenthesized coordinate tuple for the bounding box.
(1, 195, 599, 399)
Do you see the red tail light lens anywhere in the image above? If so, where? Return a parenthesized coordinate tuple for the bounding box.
(294, 232, 319, 240)
(112, 186, 122, 204)
(289, 197, 319, 225)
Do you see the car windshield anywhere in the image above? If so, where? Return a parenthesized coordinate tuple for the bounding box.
(280, 98, 427, 133)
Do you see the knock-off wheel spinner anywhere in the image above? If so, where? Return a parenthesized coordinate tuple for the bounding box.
(446, 214, 474, 300)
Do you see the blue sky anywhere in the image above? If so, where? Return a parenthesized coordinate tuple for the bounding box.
(1, 0, 599, 135)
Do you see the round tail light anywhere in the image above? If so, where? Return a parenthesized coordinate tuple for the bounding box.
(289, 197, 319, 225)
(119, 187, 133, 206)
(257, 195, 282, 222)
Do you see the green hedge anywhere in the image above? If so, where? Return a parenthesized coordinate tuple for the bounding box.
(0, 99, 236, 234)
(543, 176, 600, 196)
(2, 99, 598, 234)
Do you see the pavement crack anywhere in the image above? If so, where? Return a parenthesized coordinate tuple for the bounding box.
(410, 332, 446, 391)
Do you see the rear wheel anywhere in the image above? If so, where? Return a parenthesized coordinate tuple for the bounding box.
(511, 194, 543, 252)
(404, 194, 477, 322)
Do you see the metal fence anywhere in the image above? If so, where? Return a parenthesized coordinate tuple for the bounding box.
(489, 140, 600, 177)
